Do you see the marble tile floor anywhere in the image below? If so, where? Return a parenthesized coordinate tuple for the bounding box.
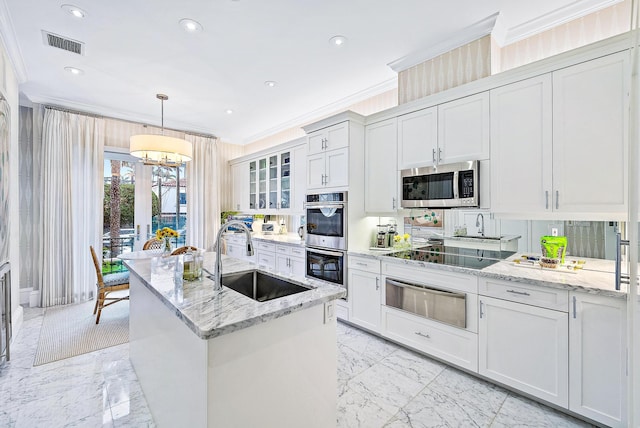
(0, 307, 593, 427)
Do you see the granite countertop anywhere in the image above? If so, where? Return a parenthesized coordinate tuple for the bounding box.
(349, 249, 626, 299)
(224, 232, 305, 247)
(123, 252, 344, 340)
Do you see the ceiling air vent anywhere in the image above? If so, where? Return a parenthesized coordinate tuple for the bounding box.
(41, 30, 85, 55)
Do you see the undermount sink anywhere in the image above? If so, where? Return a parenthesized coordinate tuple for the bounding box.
(220, 270, 312, 302)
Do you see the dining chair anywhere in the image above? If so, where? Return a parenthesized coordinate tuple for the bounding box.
(171, 246, 199, 255)
(90, 246, 130, 324)
(143, 238, 164, 250)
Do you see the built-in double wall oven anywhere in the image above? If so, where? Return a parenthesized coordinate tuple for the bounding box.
(305, 192, 347, 295)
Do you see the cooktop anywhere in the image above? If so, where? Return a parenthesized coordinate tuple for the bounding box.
(387, 245, 515, 270)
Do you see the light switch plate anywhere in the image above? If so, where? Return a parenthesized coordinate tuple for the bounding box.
(324, 302, 334, 323)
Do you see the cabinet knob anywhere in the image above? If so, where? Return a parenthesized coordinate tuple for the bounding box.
(438, 148, 442, 162)
(432, 148, 436, 163)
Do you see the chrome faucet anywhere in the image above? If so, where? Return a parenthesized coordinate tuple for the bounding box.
(214, 220, 254, 292)
(475, 213, 485, 237)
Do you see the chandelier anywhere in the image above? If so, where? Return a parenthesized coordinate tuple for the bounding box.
(130, 94, 193, 166)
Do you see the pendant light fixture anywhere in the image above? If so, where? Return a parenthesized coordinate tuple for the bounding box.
(130, 94, 193, 166)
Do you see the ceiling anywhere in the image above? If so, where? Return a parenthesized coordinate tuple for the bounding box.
(1, 0, 620, 144)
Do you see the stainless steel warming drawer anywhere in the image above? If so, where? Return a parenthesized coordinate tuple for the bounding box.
(385, 278, 466, 329)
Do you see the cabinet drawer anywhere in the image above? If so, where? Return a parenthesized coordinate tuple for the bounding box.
(290, 246, 305, 258)
(382, 307, 478, 372)
(348, 256, 380, 272)
(256, 241, 276, 252)
(479, 277, 568, 312)
(275, 245, 291, 255)
(256, 252, 276, 269)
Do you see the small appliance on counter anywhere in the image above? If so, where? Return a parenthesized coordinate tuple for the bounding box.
(261, 223, 275, 234)
(227, 216, 253, 232)
(375, 225, 389, 248)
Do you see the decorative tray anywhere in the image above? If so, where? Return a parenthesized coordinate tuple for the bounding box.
(513, 256, 585, 274)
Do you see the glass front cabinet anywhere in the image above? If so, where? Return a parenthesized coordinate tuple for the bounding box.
(246, 150, 294, 213)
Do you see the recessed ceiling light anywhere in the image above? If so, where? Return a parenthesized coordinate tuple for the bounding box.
(179, 18, 203, 33)
(64, 66, 84, 75)
(225, 109, 234, 114)
(61, 4, 87, 18)
(264, 81, 277, 88)
(329, 35, 347, 47)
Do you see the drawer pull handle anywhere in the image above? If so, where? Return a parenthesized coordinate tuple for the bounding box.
(355, 262, 367, 266)
(414, 331, 430, 339)
(506, 289, 530, 296)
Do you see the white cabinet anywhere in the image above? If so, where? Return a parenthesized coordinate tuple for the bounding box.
(491, 52, 629, 217)
(230, 162, 248, 212)
(275, 245, 305, 278)
(306, 122, 351, 191)
(348, 256, 381, 332)
(397, 107, 437, 169)
(308, 121, 348, 155)
(552, 51, 628, 214)
(478, 290, 568, 407)
(224, 235, 256, 262)
(292, 145, 307, 213)
(490, 74, 552, 214)
(569, 292, 626, 427)
(396, 93, 488, 170)
(437, 92, 490, 164)
(255, 241, 276, 270)
(365, 118, 398, 213)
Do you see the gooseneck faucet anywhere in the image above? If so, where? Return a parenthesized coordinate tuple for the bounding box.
(475, 213, 485, 237)
(214, 220, 254, 292)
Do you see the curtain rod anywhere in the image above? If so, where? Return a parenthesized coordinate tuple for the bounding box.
(43, 104, 218, 140)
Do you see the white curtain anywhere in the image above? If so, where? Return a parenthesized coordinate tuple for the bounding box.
(185, 134, 220, 251)
(39, 109, 104, 307)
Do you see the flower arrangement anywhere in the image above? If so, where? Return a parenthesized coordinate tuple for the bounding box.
(394, 233, 411, 249)
(156, 227, 179, 240)
(156, 227, 179, 254)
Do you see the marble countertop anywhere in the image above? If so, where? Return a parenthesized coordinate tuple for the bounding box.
(349, 249, 626, 299)
(224, 232, 305, 247)
(123, 252, 345, 340)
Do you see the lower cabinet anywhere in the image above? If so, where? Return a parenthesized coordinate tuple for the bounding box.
(348, 266, 381, 332)
(275, 245, 305, 277)
(569, 292, 627, 428)
(478, 295, 568, 407)
(382, 306, 478, 372)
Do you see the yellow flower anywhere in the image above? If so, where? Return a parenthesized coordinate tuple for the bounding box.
(403, 233, 410, 241)
(394, 235, 401, 242)
(156, 227, 179, 239)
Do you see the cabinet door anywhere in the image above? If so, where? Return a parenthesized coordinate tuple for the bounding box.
(289, 255, 305, 278)
(230, 162, 246, 212)
(267, 154, 279, 211)
(348, 269, 381, 332)
(306, 153, 325, 190)
(325, 147, 349, 189)
(365, 118, 398, 213)
(279, 151, 291, 210)
(397, 106, 438, 169)
(438, 92, 490, 164)
(248, 161, 257, 210)
(569, 292, 626, 427)
(257, 158, 267, 210)
(308, 132, 326, 156)
(552, 51, 629, 214)
(479, 296, 568, 407)
(276, 254, 291, 275)
(292, 145, 307, 213)
(325, 122, 349, 151)
(490, 75, 552, 214)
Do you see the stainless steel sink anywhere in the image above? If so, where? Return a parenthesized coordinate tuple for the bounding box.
(220, 270, 311, 302)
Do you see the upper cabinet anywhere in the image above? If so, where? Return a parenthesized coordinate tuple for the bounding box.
(552, 51, 629, 215)
(304, 113, 365, 192)
(437, 92, 490, 165)
(397, 107, 437, 169)
(365, 118, 398, 213)
(397, 93, 489, 170)
(229, 138, 306, 215)
(491, 51, 629, 218)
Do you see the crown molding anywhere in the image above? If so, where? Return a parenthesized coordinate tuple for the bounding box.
(24, 93, 218, 138)
(241, 77, 397, 145)
(0, 0, 27, 83)
(388, 12, 499, 73)
(502, 0, 624, 45)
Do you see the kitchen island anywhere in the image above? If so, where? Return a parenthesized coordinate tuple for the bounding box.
(123, 253, 345, 428)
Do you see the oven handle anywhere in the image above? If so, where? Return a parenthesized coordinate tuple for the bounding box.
(305, 203, 345, 210)
(386, 278, 465, 299)
(306, 247, 345, 258)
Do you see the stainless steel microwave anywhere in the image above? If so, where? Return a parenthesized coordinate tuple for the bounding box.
(400, 161, 479, 208)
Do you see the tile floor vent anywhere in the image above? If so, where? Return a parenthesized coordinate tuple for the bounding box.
(41, 30, 85, 55)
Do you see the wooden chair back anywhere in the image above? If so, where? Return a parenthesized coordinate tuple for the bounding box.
(143, 238, 164, 250)
(171, 246, 199, 255)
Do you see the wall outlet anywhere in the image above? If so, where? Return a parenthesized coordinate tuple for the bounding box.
(551, 227, 558, 237)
